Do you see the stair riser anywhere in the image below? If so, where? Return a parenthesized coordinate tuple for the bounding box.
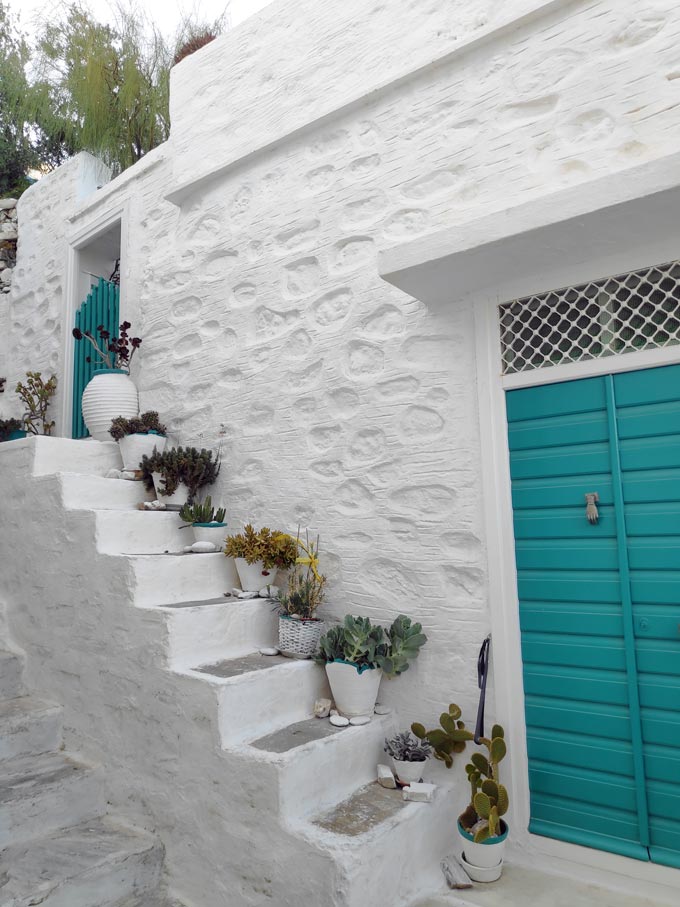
(0, 707, 62, 761)
(33, 438, 123, 477)
(166, 600, 278, 670)
(278, 715, 395, 819)
(218, 663, 330, 745)
(28, 844, 164, 907)
(96, 511, 188, 555)
(1, 770, 105, 848)
(61, 474, 154, 511)
(132, 555, 239, 607)
(0, 652, 24, 699)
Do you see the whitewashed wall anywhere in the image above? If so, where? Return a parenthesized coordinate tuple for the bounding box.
(4, 0, 680, 851)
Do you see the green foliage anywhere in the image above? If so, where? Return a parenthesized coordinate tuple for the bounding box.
(109, 410, 166, 441)
(0, 417, 23, 441)
(140, 446, 220, 502)
(224, 525, 298, 571)
(278, 530, 326, 619)
(314, 614, 427, 677)
(0, 3, 37, 195)
(178, 495, 226, 526)
(411, 702, 473, 769)
(384, 731, 433, 762)
(15, 372, 57, 435)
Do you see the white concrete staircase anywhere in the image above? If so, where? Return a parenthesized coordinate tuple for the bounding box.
(0, 644, 182, 906)
(0, 437, 457, 907)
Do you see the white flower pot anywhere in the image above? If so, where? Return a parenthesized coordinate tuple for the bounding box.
(234, 558, 274, 591)
(278, 616, 322, 659)
(459, 851, 503, 883)
(118, 432, 166, 471)
(392, 758, 426, 785)
(151, 472, 190, 506)
(324, 661, 382, 718)
(458, 820, 508, 872)
(81, 370, 138, 441)
(192, 522, 227, 549)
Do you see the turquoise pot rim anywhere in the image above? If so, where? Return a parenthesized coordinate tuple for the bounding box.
(193, 522, 227, 528)
(129, 430, 165, 436)
(457, 818, 509, 845)
(329, 658, 377, 675)
(91, 367, 130, 375)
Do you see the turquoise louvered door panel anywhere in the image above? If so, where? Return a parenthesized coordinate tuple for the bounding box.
(72, 278, 120, 438)
(507, 377, 649, 861)
(614, 364, 680, 870)
(507, 365, 680, 867)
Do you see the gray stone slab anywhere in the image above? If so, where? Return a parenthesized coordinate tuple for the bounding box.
(160, 596, 231, 610)
(195, 652, 288, 679)
(314, 782, 408, 837)
(251, 716, 346, 753)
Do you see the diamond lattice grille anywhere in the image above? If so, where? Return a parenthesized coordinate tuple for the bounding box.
(499, 261, 680, 375)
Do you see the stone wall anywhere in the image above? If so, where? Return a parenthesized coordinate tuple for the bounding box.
(3, 0, 680, 878)
(0, 198, 18, 295)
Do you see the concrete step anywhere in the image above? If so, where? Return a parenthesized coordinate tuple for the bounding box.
(411, 863, 669, 907)
(250, 711, 395, 819)
(185, 653, 330, 745)
(304, 780, 453, 907)
(0, 816, 163, 907)
(0, 751, 105, 847)
(61, 474, 154, 511)
(129, 553, 239, 607)
(0, 648, 24, 699)
(160, 597, 278, 670)
(0, 696, 62, 760)
(28, 437, 123, 477)
(95, 510, 189, 554)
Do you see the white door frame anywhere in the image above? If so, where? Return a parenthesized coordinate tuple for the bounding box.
(60, 201, 129, 437)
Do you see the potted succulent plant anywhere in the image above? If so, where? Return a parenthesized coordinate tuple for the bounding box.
(314, 614, 427, 718)
(16, 372, 57, 435)
(109, 411, 167, 470)
(73, 321, 141, 440)
(224, 525, 298, 591)
(140, 446, 221, 506)
(277, 531, 326, 659)
(179, 496, 227, 549)
(412, 704, 509, 882)
(0, 417, 25, 442)
(384, 731, 433, 785)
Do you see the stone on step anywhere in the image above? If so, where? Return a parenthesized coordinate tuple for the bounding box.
(314, 697, 331, 718)
(30, 436, 123, 477)
(0, 751, 105, 847)
(0, 816, 163, 907)
(0, 648, 24, 699)
(402, 781, 436, 802)
(377, 764, 397, 789)
(0, 696, 62, 760)
(330, 714, 349, 727)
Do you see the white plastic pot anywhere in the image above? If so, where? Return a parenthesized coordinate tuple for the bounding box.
(392, 758, 426, 785)
(234, 558, 274, 592)
(118, 432, 166, 471)
(459, 851, 503, 883)
(81, 370, 138, 441)
(151, 472, 190, 506)
(458, 819, 508, 874)
(192, 522, 227, 549)
(324, 661, 382, 718)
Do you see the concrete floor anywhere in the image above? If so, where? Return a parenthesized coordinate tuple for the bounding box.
(414, 863, 667, 907)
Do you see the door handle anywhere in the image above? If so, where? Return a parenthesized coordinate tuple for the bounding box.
(585, 492, 599, 524)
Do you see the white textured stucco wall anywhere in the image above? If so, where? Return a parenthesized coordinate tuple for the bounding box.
(3, 0, 680, 896)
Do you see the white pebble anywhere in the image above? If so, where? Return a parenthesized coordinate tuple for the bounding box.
(314, 698, 332, 718)
(349, 715, 371, 726)
(259, 647, 279, 656)
(402, 782, 436, 802)
(377, 764, 397, 789)
(374, 703, 392, 715)
(330, 715, 350, 727)
(330, 708, 339, 717)
(105, 468, 122, 479)
(191, 541, 216, 553)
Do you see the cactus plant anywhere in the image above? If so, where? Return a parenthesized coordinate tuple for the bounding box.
(411, 702, 473, 769)
(179, 495, 226, 526)
(15, 372, 57, 435)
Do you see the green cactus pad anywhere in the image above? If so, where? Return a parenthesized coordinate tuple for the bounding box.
(473, 792, 491, 819)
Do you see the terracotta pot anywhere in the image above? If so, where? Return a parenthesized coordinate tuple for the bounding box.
(81, 370, 138, 441)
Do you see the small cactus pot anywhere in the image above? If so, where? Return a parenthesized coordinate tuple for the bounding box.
(192, 522, 227, 549)
(392, 758, 426, 786)
(458, 819, 508, 876)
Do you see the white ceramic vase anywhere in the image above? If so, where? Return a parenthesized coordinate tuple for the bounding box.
(192, 522, 227, 550)
(324, 661, 382, 718)
(234, 558, 271, 591)
(81, 370, 138, 441)
(392, 758, 426, 785)
(151, 472, 190, 506)
(118, 432, 166, 471)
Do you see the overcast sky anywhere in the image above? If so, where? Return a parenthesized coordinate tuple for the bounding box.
(11, 0, 274, 39)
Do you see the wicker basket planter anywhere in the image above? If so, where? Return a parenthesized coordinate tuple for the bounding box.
(278, 615, 322, 659)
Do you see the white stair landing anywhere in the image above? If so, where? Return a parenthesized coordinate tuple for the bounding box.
(0, 816, 163, 907)
(0, 695, 62, 760)
(412, 863, 669, 907)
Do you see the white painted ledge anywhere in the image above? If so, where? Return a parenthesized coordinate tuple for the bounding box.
(379, 152, 680, 307)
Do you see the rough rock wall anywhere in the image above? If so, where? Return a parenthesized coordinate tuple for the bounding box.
(6, 0, 680, 738)
(0, 198, 18, 295)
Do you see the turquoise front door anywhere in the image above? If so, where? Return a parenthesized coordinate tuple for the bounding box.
(506, 362, 680, 868)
